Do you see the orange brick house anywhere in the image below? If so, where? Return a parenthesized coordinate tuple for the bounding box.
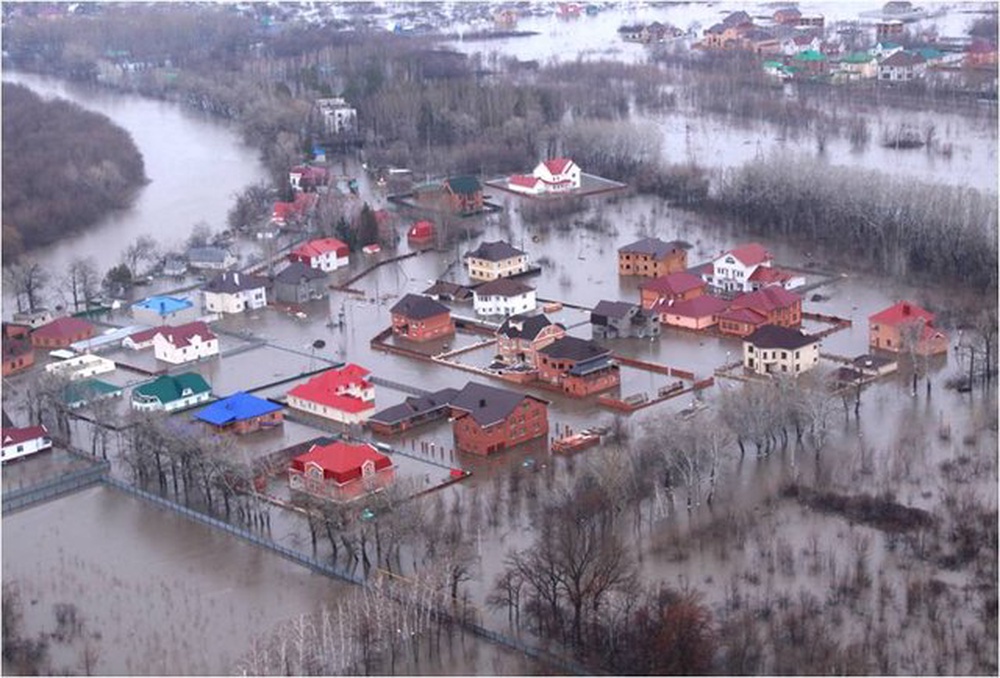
(618, 238, 688, 278)
(639, 271, 706, 309)
(448, 382, 548, 456)
(868, 301, 949, 356)
(30, 317, 95, 349)
(390, 294, 455, 342)
(717, 288, 802, 337)
(2, 323, 35, 376)
(536, 336, 620, 396)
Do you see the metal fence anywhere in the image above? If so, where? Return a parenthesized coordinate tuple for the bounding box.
(368, 375, 431, 397)
(2, 461, 110, 514)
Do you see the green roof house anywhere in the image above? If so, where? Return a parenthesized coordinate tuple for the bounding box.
(793, 49, 829, 76)
(63, 379, 124, 409)
(131, 373, 212, 413)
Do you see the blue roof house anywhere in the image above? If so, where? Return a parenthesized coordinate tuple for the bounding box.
(195, 392, 284, 434)
(132, 295, 200, 326)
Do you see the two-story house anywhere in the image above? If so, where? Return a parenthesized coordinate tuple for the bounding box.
(288, 441, 394, 503)
(286, 363, 376, 425)
(536, 336, 620, 396)
(495, 314, 566, 367)
(150, 321, 219, 365)
(743, 325, 821, 376)
(271, 263, 328, 305)
(717, 287, 803, 337)
(703, 243, 774, 293)
(590, 300, 660, 339)
(472, 279, 536, 317)
(639, 271, 707, 309)
(289, 238, 350, 272)
(390, 294, 455, 342)
(465, 240, 529, 281)
(202, 272, 268, 315)
(868, 301, 948, 356)
(448, 382, 549, 455)
(617, 238, 688, 278)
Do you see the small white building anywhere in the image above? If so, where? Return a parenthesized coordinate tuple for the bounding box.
(743, 325, 820, 376)
(45, 354, 116, 381)
(316, 97, 357, 135)
(464, 240, 529, 281)
(151, 321, 219, 365)
(187, 247, 237, 271)
(472, 278, 537, 317)
(202, 271, 268, 315)
(289, 238, 350, 272)
(2, 425, 53, 462)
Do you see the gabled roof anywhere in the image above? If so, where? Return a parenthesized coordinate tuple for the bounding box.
(591, 300, 637, 321)
(291, 238, 349, 259)
(133, 296, 193, 316)
(291, 441, 391, 484)
(748, 266, 795, 284)
(618, 237, 686, 260)
(509, 174, 542, 188)
(538, 336, 611, 362)
(390, 294, 450, 320)
(62, 379, 122, 406)
(722, 243, 773, 267)
(423, 280, 474, 301)
(868, 301, 935, 326)
(127, 326, 168, 345)
(655, 294, 730, 318)
(369, 387, 460, 426)
(730, 287, 802, 313)
(203, 271, 268, 294)
(718, 306, 769, 325)
(187, 246, 231, 263)
(274, 262, 328, 284)
(640, 272, 706, 295)
(2, 336, 33, 360)
(133, 373, 211, 405)
(745, 324, 818, 350)
(498, 313, 558, 340)
(287, 364, 373, 411)
(541, 157, 574, 175)
(2, 425, 49, 447)
(881, 50, 926, 67)
(445, 175, 482, 196)
(723, 10, 752, 27)
(195, 392, 282, 426)
(157, 321, 216, 349)
(33, 317, 94, 340)
(449, 381, 546, 428)
(474, 278, 534, 298)
(466, 240, 525, 262)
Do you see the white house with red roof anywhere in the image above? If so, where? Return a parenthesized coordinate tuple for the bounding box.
(289, 237, 350, 272)
(2, 425, 52, 462)
(288, 440, 394, 502)
(286, 363, 376, 425)
(704, 243, 774, 293)
(151, 321, 219, 364)
(507, 157, 582, 195)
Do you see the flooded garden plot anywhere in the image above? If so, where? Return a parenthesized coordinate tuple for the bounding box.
(1, 447, 95, 493)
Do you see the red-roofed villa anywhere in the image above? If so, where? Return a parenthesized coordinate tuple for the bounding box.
(507, 157, 582, 195)
(30, 317, 95, 349)
(869, 301, 948, 356)
(288, 441, 394, 502)
(289, 237, 350, 272)
(286, 363, 376, 424)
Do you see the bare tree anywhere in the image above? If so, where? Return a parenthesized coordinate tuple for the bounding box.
(63, 256, 101, 312)
(122, 235, 158, 277)
(5, 260, 50, 313)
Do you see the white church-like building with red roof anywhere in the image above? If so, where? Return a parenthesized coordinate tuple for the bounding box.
(507, 157, 582, 195)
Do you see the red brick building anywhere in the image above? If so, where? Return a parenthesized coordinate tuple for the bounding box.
(449, 382, 549, 456)
(30, 317, 96, 349)
(536, 336, 620, 396)
(618, 238, 688, 278)
(639, 272, 706, 309)
(717, 288, 802, 337)
(868, 301, 949, 356)
(288, 441, 394, 502)
(2, 323, 35, 376)
(390, 294, 455, 342)
(415, 176, 484, 215)
(495, 313, 566, 367)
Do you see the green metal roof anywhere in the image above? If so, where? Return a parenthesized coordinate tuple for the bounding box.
(446, 175, 482, 196)
(63, 379, 123, 406)
(794, 50, 827, 62)
(842, 51, 875, 64)
(917, 47, 944, 60)
(133, 373, 211, 405)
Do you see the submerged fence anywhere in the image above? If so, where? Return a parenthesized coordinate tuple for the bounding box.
(2, 461, 110, 514)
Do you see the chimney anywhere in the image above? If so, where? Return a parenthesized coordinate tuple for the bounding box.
(234, 273, 240, 287)
(479, 399, 486, 408)
(902, 303, 911, 316)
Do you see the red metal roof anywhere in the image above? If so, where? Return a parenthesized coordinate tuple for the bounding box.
(291, 441, 391, 485)
(32, 317, 94, 340)
(159, 321, 216, 349)
(542, 157, 574, 175)
(408, 220, 435, 239)
(287, 364, 373, 411)
(292, 238, 350, 259)
(640, 272, 706, 295)
(2, 425, 49, 447)
(655, 295, 730, 318)
(730, 287, 801, 313)
(868, 301, 935, 326)
(509, 174, 541, 187)
(718, 306, 769, 325)
(128, 326, 169, 344)
(724, 243, 772, 267)
(747, 266, 793, 284)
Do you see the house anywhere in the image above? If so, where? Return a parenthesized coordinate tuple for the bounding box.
(472, 278, 536, 317)
(718, 287, 803, 337)
(747, 266, 805, 292)
(316, 97, 357, 135)
(875, 18, 905, 41)
(131, 373, 212, 412)
(288, 441, 393, 502)
(782, 34, 821, 56)
(195, 392, 284, 434)
(271, 262, 328, 305)
(838, 52, 880, 80)
(965, 39, 999, 68)
(151, 321, 219, 365)
(122, 326, 165, 351)
(443, 176, 484, 215)
(368, 387, 459, 436)
(132, 295, 199, 326)
(407, 220, 436, 248)
(2, 425, 52, 462)
(879, 51, 927, 81)
(703, 243, 774, 293)
(288, 165, 329, 193)
(423, 280, 475, 302)
(773, 7, 801, 24)
(793, 49, 829, 76)
(508, 157, 583, 195)
(61, 379, 123, 409)
(202, 271, 268, 315)
(618, 238, 688, 278)
(465, 240, 529, 281)
(639, 272, 706, 309)
(743, 28, 781, 55)
(872, 41, 904, 60)
(162, 257, 188, 278)
(868, 301, 949, 356)
(537, 336, 620, 396)
(702, 10, 753, 49)
(271, 193, 318, 228)
(31, 317, 95, 349)
(187, 246, 237, 271)
(496, 313, 566, 367)
(448, 382, 549, 455)
(289, 237, 349, 272)
(12, 309, 53, 328)
(2, 324, 35, 376)
(45, 354, 116, 381)
(655, 294, 732, 330)
(743, 325, 820, 376)
(591, 301, 660, 340)
(286, 363, 376, 425)
(390, 294, 455, 342)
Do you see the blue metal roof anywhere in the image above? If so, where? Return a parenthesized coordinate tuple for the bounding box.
(133, 295, 193, 316)
(195, 392, 282, 426)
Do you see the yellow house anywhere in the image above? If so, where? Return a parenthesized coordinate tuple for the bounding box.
(464, 240, 529, 281)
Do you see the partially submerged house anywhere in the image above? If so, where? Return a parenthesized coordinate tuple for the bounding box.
(288, 238, 350, 272)
(286, 363, 376, 425)
(465, 240, 529, 281)
(195, 392, 284, 434)
(390, 294, 455, 342)
(151, 321, 219, 365)
(495, 314, 566, 367)
(368, 387, 460, 436)
(618, 238, 688, 278)
(448, 382, 549, 455)
(472, 278, 536, 317)
(30, 317, 95, 349)
(507, 157, 582, 195)
(743, 325, 821, 376)
(639, 272, 706, 309)
(288, 441, 393, 503)
(271, 263, 328, 305)
(2, 425, 52, 462)
(132, 295, 199, 326)
(590, 300, 660, 339)
(131, 373, 212, 413)
(202, 271, 268, 314)
(537, 336, 620, 396)
(868, 301, 948, 356)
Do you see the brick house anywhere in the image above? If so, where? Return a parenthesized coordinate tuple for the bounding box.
(289, 238, 350, 272)
(655, 294, 730, 330)
(30, 317, 95, 349)
(617, 238, 688, 278)
(743, 325, 821, 376)
(465, 240, 529, 281)
(639, 272, 706, 309)
(717, 287, 803, 337)
(496, 313, 566, 367)
(2, 323, 35, 376)
(868, 301, 949, 356)
(390, 294, 455, 342)
(590, 300, 660, 339)
(288, 441, 394, 503)
(537, 336, 620, 396)
(416, 176, 484, 215)
(195, 391, 284, 434)
(448, 382, 549, 456)
(286, 363, 376, 425)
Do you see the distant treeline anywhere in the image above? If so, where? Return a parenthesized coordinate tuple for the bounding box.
(2, 83, 146, 262)
(712, 155, 998, 290)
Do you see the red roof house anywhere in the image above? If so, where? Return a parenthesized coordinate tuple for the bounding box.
(152, 321, 220, 365)
(30, 317, 95, 348)
(289, 237, 350, 272)
(869, 301, 948, 356)
(639, 272, 706, 309)
(2, 425, 53, 461)
(407, 220, 436, 247)
(655, 294, 730, 330)
(286, 363, 376, 424)
(3, 323, 35, 376)
(718, 287, 802, 337)
(288, 441, 394, 502)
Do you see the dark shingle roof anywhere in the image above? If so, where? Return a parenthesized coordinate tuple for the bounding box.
(274, 262, 327, 284)
(446, 175, 482, 196)
(203, 271, 268, 294)
(591, 300, 636, 321)
(497, 314, 557, 340)
(369, 387, 459, 426)
(449, 382, 545, 428)
(618, 237, 687, 260)
(474, 278, 534, 297)
(744, 325, 817, 350)
(538, 336, 611, 362)
(465, 240, 525, 262)
(390, 294, 450, 320)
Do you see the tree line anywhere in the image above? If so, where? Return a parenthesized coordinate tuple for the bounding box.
(1, 83, 146, 263)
